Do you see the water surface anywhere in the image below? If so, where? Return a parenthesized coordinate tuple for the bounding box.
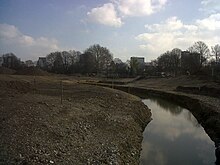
(140, 97, 215, 165)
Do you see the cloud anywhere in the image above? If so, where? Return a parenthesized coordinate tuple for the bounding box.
(0, 24, 34, 46)
(144, 16, 184, 32)
(200, 0, 220, 14)
(141, 142, 167, 165)
(0, 23, 60, 60)
(87, 0, 167, 27)
(136, 16, 220, 59)
(87, 3, 123, 28)
(196, 13, 220, 30)
(114, 0, 167, 16)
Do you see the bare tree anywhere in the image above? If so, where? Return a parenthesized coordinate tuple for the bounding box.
(157, 49, 181, 76)
(62, 51, 72, 71)
(53, 52, 64, 73)
(79, 52, 96, 74)
(46, 50, 82, 73)
(46, 52, 64, 73)
(211, 44, 220, 63)
(69, 50, 81, 64)
(157, 51, 172, 72)
(181, 51, 200, 74)
(188, 41, 210, 66)
(85, 44, 113, 73)
(46, 52, 57, 69)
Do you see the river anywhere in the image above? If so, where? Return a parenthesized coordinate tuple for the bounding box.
(140, 97, 216, 165)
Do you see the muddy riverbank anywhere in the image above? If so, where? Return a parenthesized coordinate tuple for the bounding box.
(0, 75, 152, 164)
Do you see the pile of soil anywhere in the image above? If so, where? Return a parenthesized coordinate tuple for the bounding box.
(0, 78, 151, 164)
(15, 67, 50, 76)
(0, 67, 16, 75)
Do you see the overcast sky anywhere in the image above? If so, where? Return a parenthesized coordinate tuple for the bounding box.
(0, 0, 220, 62)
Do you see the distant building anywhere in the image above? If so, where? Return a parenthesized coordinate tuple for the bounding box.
(2, 53, 20, 69)
(37, 57, 47, 68)
(130, 57, 145, 65)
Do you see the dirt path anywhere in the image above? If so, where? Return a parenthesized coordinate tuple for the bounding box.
(0, 75, 151, 165)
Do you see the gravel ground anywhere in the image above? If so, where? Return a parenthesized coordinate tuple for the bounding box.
(0, 76, 151, 165)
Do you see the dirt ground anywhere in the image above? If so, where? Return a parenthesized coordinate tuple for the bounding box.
(0, 75, 151, 165)
(129, 75, 220, 90)
(1, 74, 220, 164)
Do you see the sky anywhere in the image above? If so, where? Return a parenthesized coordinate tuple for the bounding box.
(0, 0, 220, 62)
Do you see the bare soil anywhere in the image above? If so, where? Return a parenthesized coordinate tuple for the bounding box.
(0, 75, 151, 165)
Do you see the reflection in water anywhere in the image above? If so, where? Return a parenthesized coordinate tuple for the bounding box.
(146, 97, 183, 116)
(146, 96, 200, 125)
(140, 98, 215, 165)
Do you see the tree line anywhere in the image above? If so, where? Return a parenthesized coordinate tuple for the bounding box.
(1, 41, 220, 78)
(152, 41, 220, 77)
(41, 44, 116, 75)
(0, 44, 130, 77)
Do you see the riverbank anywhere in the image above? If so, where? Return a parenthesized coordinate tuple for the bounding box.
(131, 77, 220, 146)
(87, 77, 220, 163)
(0, 75, 151, 164)
(88, 77, 220, 143)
